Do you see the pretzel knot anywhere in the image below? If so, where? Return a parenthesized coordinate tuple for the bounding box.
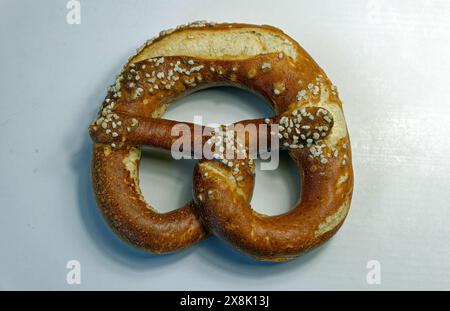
(88, 22, 354, 262)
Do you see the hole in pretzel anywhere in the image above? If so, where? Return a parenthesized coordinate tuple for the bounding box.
(139, 146, 196, 213)
(252, 150, 301, 216)
(164, 86, 274, 124)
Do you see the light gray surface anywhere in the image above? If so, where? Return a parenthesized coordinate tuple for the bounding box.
(1, 0, 449, 290)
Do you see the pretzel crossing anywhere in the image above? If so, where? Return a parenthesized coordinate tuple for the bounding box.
(88, 22, 353, 261)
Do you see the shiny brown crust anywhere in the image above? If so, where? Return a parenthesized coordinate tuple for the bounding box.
(88, 21, 354, 260)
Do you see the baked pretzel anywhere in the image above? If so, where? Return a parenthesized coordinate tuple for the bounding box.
(88, 21, 353, 261)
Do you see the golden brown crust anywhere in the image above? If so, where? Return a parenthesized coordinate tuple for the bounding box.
(91, 144, 206, 253)
(88, 21, 353, 260)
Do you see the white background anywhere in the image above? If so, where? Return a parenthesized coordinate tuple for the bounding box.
(1, 0, 449, 290)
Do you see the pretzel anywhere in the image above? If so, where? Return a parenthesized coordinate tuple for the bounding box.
(88, 21, 353, 261)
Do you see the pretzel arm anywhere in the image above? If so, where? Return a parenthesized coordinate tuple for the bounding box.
(89, 106, 334, 156)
